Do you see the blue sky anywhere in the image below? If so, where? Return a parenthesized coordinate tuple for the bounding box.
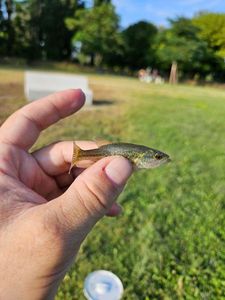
(112, 0, 225, 28)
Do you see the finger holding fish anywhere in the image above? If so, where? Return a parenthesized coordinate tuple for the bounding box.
(33, 140, 170, 192)
(70, 142, 171, 172)
(32, 140, 99, 177)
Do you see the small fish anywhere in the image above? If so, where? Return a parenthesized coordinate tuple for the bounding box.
(69, 142, 171, 173)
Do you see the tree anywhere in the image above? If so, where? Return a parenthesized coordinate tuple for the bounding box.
(193, 12, 225, 59)
(5, 0, 14, 54)
(25, 0, 85, 61)
(155, 17, 222, 80)
(0, 0, 7, 55)
(0, 0, 15, 56)
(169, 16, 199, 39)
(122, 21, 157, 69)
(12, 1, 33, 58)
(0, 0, 85, 60)
(94, 0, 111, 6)
(66, 2, 121, 66)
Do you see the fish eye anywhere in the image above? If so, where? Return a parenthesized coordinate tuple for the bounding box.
(154, 153, 163, 160)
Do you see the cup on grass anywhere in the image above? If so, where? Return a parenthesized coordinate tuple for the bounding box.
(84, 270, 124, 300)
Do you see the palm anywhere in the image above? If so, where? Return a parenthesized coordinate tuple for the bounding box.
(14, 146, 67, 201)
(1, 143, 67, 206)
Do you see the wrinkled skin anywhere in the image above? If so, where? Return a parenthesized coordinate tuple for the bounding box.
(0, 89, 132, 300)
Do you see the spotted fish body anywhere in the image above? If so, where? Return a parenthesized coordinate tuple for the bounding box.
(69, 142, 170, 173)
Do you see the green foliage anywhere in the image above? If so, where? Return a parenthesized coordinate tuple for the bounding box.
(193, 12, 225, 59)
(122, 21, 158, 69)
(1, 4, 225, 81)
(0, 0, 15, 55)
(12, 1, 31, 57)
(169, 16, 199, 39)
(66, 2, 121, 66)
(155, 17, 223, 80)
(0, 0, 84, 60)
(94, 0, 111, 6)
(26, 0, 85, 60)
(0, 1, 7, 55)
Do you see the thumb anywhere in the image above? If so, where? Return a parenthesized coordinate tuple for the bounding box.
(51, 156, 133, 240)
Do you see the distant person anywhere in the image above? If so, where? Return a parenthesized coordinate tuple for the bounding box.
(0, 89, 133, 299)
(138, 68, 147, 81)
(152, 69, 158, 82)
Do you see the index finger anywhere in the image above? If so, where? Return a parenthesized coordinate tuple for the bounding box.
(0, 89, 85, 150)
(32, 140, 98, 176)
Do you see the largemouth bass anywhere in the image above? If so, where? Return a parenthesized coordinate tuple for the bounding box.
(69, 142, 170, 173)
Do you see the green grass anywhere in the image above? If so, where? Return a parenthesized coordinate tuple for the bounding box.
(0, 67, 225, 299)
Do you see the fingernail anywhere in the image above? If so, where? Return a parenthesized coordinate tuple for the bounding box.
(114, 203, 123, 215)
(76, 88, 85, 96)
(106, 203, 123, 217)
(105, 157, 133, 186)
(71, 89, 85, 108)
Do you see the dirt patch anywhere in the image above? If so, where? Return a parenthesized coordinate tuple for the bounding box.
(0, 83, 26, 125)
(0, 82, 24, 98)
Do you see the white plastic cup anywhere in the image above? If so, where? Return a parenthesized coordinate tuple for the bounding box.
(84, 270, 124, 300)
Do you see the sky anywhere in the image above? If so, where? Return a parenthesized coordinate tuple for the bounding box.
(112, 0, 225, 28)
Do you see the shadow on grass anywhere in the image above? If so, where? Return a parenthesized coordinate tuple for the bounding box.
(93, 99, 115, 106)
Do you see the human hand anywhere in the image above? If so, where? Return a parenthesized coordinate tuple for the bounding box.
(0, 89, 133, 300)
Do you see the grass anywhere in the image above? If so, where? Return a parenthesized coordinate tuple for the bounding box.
(0, 67, 225, 299)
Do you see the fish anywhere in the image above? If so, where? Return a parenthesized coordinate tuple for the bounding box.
(69, 141, 171, 173)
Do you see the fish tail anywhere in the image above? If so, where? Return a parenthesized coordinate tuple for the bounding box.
(69, 142, 81, 174)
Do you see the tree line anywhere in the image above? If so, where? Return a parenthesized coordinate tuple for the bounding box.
(1, 0, 225, 81)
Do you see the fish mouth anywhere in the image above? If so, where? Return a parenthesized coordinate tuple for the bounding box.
(160, 156, 171, 165)
(150, 156, 171, 168)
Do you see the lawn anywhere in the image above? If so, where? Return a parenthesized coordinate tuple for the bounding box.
(0, 67, 225, 299)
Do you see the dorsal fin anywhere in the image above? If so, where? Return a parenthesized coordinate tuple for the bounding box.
(95, 139, 112, 147)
